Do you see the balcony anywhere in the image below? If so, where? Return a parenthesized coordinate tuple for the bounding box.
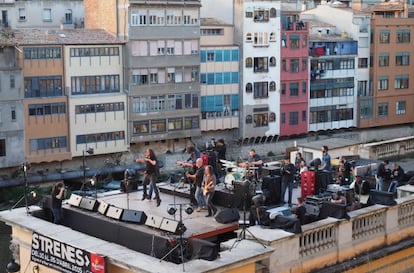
(309, 41, 358, 57)
(245, 194, 414, 272)
(282, 21, 308, 31)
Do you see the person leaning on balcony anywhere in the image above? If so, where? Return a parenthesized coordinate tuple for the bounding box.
(376, 159, 390, 192)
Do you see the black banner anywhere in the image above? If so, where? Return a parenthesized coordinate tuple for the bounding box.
(31, 232, 106, 273)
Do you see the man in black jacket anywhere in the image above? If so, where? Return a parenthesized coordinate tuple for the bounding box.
(281, 156, 295, 206)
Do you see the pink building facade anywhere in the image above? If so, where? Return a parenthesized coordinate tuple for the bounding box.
(280, 16, 309, 137)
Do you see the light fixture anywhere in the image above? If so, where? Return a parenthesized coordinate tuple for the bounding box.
(81, 147, 95, 195)
(6, 258, 20, 273)
(185, 205, 193, 215)
(168, 206, 177, 215)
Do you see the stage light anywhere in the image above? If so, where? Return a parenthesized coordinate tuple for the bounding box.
(185, 205, 193, 215)
(6, 258, 20, 273)
(168, 207, 177, 215)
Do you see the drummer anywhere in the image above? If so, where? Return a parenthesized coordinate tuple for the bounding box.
(239, 149, 263, 180)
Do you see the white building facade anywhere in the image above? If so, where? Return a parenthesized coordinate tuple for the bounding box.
(234, 0, 281, 140)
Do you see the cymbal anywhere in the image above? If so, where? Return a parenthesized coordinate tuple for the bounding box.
(220, 159, 235, 164)
(263, 166, 280, 171)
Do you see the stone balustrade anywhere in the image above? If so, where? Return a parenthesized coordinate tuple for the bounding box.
(250, 193, 414, 272)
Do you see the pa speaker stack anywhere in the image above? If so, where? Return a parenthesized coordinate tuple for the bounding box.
(214, 208, 240, 224)
(121, 209, 147, 224)
(79, 197, 100, 212)
(106, 205, 124, 220)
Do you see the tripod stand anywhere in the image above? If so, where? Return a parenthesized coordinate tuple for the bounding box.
(230, 181, 266, 251)
(159, 203, 190, 272)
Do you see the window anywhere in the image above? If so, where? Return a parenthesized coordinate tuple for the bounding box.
(396, 52, 410, 66)
(10, 75, 15, 89)
(396, 29, 410, 43)
(253, 32, 269, 47)
(358, 58, 368, 68)
(281, 83, 286, 95)
(11, 107, 16, 122)
(166, 47, 174, 55)
(167, 71, 175, 83)
(270, 8, 277, 18)
(302, 110, 307, 122)
(378, 102, 388, 117)
(269, 81, 276, 91)
(64, 9, 72, 24)
(151, 119, 166, 133)
(0, 139, 5, 156)
(302, 82, 307, 93)
(290, 35, 300, 49)
(281, 113, 286, 124)
(43, 8, 52, 21)
(253, 113, 268, 127)
(30, 136, 68, 151)
(395, 75, 409, 89)
(133, 121, 149, 135)
(358, 81, 369, 96)
(378, 54, 389, 67)
(150, 72, 158, 84)
(270, 32, 276, 41)
(253, 82, 268, 98)
(396, 101, 406, 115)
(131, 11, 139, 26)
(302, 58, 307, 71)
(246, 33, 252, 42)
(18, 8, 26, 20)
(253, 57, 268, 72)
(246, 83, 252, 93)
(139, 14, 147, 25)
(282, 59, 287, 72)
(378, 77, 388, 90)
(269, 57, 276, 67)
(253, 9, 269, 22)
(207, 52, 215, 61)
(184, 116, 199, 129)
(168, 118, 183, 131)
(290, 59, 299, 73)
(281, 35, 287, 48)
(289, 83, 299, 96)
(289, 112, 299, 125)
(246, 57, 252, 68)
(379, 30, 390, 43)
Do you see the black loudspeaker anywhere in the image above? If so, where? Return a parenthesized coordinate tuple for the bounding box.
(367, 190, 397, 206)
(79, 197, 99, 212)
(145, 214, 164, 229)
(262, 175, 281, 205)
(214, 208, 240, 224)
(106, 206, 124, 220)
(318, 202, 349, 220)
(97, 201, 109, 215)
(190, 238, 218, 261)
(68, 194, 82, 207)
(121, 209, 147, 224)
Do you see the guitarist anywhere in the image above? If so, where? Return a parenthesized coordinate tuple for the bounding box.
(185, 158, 206, 211)
(202, 165, 218, 217)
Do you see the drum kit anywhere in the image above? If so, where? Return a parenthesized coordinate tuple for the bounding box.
(220, 159, 260, 191)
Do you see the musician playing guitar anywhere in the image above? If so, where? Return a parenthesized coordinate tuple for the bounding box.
(185, 158, 206, 211)
(202, 165, 218, 217)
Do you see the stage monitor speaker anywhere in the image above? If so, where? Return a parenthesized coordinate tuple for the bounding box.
(79, 197, 100, 212)
(190, 238, 218, 261)
(67, 194, 82, 207)
(106, 206, 124, 220)
(367, 190, 397, 206)
(121, 209, 147, 224)
(214, 208, 240, 224)
(97, 201, 109, 215)
(145, 214, 164, 229)
(160, 218, 181, 234)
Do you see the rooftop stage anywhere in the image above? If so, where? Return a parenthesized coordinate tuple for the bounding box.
(43, 182, 241, 262)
